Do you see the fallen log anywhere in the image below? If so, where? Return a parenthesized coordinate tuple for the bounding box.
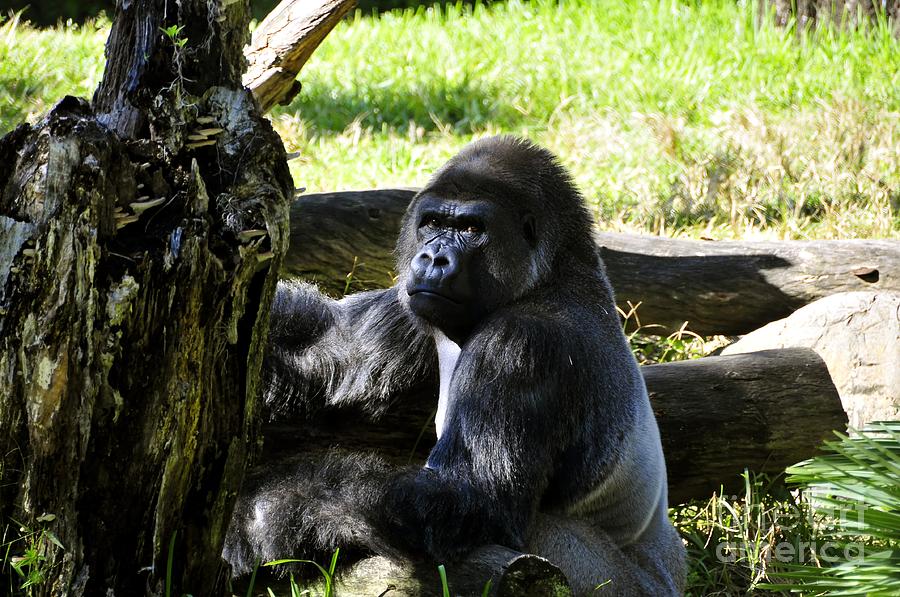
(643, 348, 847, 503)
(283, 188, 414, 291)
(244, 0, 357, 112)
(282, 188, 900, 335)
(263, 347, 847, 506)
(247, 549, 572, 597)
(595, 233, 899, 336)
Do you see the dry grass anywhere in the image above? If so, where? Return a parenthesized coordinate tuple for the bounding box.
(273, 97, 900, 240)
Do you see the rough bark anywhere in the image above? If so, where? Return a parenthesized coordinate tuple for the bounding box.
(93, 0, 251, 138)
(281, 188, 900, 335)
(0, 0, 292, 595)
(759, 0, 900, 34)
(263, 348, 847, 506)
(244, 0, 357, 112)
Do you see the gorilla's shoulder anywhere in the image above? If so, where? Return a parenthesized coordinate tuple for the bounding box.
(472, 305, 596, 362)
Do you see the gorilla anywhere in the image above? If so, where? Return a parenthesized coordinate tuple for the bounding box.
(224, 136, 686, 595)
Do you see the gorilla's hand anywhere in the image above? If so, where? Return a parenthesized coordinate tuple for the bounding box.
(376, 468, 518, 563)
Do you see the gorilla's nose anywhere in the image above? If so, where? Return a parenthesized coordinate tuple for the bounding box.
(412, 246, 459, 285)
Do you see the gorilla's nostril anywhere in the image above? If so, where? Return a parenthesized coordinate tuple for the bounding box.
(433, 255, 450, 267)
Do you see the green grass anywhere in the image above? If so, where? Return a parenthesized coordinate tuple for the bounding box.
(1, 517, 62, 595)
(675, 439, 899, 596)
(2, 0, 899, 239)
(0, 12, 106, 130)
(674, 473, 812, 595)
(272, 0, 900, 239)
(287, 0, 900, 130)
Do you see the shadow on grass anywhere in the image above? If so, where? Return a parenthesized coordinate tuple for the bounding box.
(274, 77, 525, 135)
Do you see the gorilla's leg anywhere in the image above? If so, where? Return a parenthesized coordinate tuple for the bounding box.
(526, 515, 642, 595)
(621, 506, 687, 596)
(526, 511, 685, 596)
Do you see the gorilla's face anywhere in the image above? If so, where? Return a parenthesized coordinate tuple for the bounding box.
(405, 192, 539, 343)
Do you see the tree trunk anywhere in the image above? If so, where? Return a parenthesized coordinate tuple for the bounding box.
(263, 348, 847, 506)
(759, 0, 900, 34)
(0, 0, 292, 595)
(282, 188, 900, 335)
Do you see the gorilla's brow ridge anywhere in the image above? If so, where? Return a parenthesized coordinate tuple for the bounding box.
(430, 166, 535, 206)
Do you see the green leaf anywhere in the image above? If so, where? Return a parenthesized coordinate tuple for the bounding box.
(438, 564, 450, 597)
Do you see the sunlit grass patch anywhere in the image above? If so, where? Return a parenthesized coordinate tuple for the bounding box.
(271, 0, 899, 239)
(284, 0, 900, 133)
(0, 12, 107, 131)
(3, 1, 898, 238)
(275, 96, 899, 239)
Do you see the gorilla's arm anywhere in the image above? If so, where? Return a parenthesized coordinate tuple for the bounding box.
(263, 280, 436, 420)
(375, 312, 587, 561)
(226, 312, 572, 570)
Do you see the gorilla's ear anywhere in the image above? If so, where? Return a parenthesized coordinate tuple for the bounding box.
(522, 213, 538, 247)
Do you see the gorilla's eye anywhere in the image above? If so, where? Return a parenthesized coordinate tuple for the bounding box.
(462, 225, 481, 235)
(422, 218, 440, 229)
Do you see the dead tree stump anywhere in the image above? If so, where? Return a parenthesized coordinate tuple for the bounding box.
(0, 1, 292, 594)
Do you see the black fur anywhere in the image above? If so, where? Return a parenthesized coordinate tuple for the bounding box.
(262, 283, 434, 421)
(224, 137, 683, 593)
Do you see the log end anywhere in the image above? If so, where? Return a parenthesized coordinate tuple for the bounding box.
(494, 554, 572, 597)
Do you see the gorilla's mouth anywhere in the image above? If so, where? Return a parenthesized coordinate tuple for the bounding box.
(407, 288, 462, 305)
